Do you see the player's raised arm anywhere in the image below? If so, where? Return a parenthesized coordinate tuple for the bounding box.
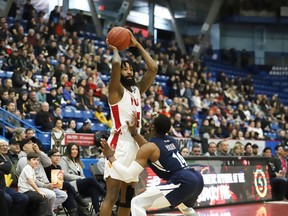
(129, 32, 158, 94)
(106, 39, 124, 104)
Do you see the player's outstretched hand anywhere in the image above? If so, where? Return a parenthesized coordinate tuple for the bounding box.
(106, 39, 118, 51)
(126, 112, 138, 134)
(99, 138, 114, 158)
(128, 31, 139, 48)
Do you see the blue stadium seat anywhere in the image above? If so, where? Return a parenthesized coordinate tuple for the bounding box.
(23, 119, 36, 128)
(0, 70, 5, 78)
(37, 132, 51, 144)
(73, 110, 83, 119)
(82, 110, 93, 119)
(91, 123, 107, 132)
(50, 59, 58, 65)
(76, 122, 83, 130)
(33, 75, 43, 82)
(62, 109, 74, 119)
(5, 71, 13, 78)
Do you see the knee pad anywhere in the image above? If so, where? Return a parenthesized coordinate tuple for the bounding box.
(119, 185, 134, 208)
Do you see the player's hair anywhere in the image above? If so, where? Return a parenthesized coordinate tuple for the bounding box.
(153, 114, 171, 135)
(121, 60, 134, 71)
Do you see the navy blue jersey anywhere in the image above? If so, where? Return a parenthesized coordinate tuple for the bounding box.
(147, 135, 187, 180)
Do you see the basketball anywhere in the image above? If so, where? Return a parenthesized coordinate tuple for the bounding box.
(107, 27, 131, 51)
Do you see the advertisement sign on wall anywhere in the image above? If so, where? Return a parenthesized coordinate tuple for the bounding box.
(146, 157, 272, 210)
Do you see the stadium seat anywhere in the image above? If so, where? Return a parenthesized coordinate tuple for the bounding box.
(5, 71, 13, 78)
(62, 109, 74, 119)
(82, 110, 93, 120)
(0, 70, 5, 78)
(77, 122, 83, 130)
(91, 123, 107, 132)
(23, 119, 36, 128)
(73, 110, 83, 119)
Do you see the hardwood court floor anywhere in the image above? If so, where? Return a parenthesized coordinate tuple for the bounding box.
(148, 201, 288, 216)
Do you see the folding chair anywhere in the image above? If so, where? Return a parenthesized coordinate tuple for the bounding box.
(89, 161, 117, 216)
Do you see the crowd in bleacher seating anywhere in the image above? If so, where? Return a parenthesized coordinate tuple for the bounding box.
(0, 1, 287, 148)
(0, 1, 288, 212)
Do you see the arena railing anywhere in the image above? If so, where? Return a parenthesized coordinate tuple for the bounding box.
(0, 107, 51, 152)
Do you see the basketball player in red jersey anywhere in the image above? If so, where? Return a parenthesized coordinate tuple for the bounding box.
(99, 31, 158, 216)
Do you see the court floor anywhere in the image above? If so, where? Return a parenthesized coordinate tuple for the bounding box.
(147, 201, 288, 216)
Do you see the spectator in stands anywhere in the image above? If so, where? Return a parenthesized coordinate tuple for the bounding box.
(17, 139, 68, 215)
(180, 147, 189, 157)
(203, 142, 217, 156)
(59, 142, 106, 214)
(191, 89, 202, 112)
(46, 88, 61, 110)
(263, 147, 288, 201)
(274, 145, 287, 176)
(52, 106, 63, 120)
(17, 90, 28, 116)
(45, 149, 89, 216)
(75, 86, 89, 110)
(231, 142, 244, 156)
(17, 152, 49, 216)
(62, 82, 80, 111)
(199, 119, 210, 138)
(66, 119, 76, 134)
(217, 140, 231, 156)
(191, 145, 202, 156)
(244, 143, 253, 156)
(36, 86, 47, 104)
(0, 140, 29, 216)
(22, 0, 35, 20)
(0, 90, 10, 108)
(11, 67, 29, 93)
(52, 118, 65, 133)
(77, 119, 93, 133)
(25, 90, 41, 118)
(2, 101, 21, 139)
(94, 105, 112, 129)
(252, 144, 259, 156)
(59, 74, 69, 88)
(8, 137, 21, 165)
(2, 79, 13, 93)
(277, 130, 287, 146)
(171, 122, 183, 138)
(25, 127, 43, 150)
(35, 102, 55, 132)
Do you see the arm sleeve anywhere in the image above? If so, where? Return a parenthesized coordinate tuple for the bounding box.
(38, 151, 52, 167)
(112, 160, 144, 183)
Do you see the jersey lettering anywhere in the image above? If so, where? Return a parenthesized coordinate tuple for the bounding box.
(172, 152, 187, 168)
(131, 97, 139, 106)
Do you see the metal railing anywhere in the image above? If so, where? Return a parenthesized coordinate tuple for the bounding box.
(0, 107, 51, 151)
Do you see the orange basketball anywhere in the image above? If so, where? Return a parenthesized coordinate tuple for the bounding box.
(107, 27, 131, 51)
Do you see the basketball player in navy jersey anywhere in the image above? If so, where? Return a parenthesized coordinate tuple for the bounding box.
(100, 113, 204, 216)
(101, 32, 158, 216)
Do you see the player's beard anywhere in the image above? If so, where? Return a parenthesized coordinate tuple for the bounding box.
(120, 74, 136, 88)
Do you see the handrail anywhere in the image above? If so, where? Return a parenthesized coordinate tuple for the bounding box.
(0, 107, 48, 138)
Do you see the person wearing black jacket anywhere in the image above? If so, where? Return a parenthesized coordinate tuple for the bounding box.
(0, 140, 29, 216)
(35, 102, 55, 132)
(263, 147, 288, 200)
(11, 67, 28, 93)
